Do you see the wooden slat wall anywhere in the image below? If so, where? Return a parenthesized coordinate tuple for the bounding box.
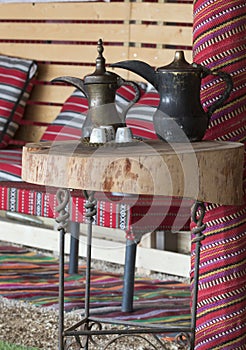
(128, 1, 193, 79)
(0, 2, 131, 21)
(0, 0, 193, 142)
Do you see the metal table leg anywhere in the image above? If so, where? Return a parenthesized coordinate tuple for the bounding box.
(122, 239, 137, 313)
(68, 221, 80, 274)
(190, 201, 206, 349)
(56, 189, 70, 350)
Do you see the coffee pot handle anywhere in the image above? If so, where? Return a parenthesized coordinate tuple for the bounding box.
(199, 65, 233, 117)
(118, 80, 141, 119)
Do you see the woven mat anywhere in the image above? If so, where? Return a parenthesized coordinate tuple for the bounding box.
(0, 245, 191, 329)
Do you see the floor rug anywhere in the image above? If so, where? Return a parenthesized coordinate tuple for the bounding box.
(0, 245, 191, 330)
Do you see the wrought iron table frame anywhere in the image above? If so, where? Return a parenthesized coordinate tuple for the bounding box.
(22, 139, 244, 350)
(56, 188, 206, 350)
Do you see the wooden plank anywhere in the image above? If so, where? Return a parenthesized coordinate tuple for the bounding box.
(131, 3, 193, 23)
(36, 64, 129, 82)
(130, 24, 193, 46)
(24, 105, 61, 122)
(31, 85, 75, 104)
(135, 245, 190, 277)
(23, 140, 244, 205)
(0, 23, 129, 42)
(128, 48, 192, 70)
(0, 220, 190, 277)
(15, 125, 48, 143)
(0, 2, 193, 24)
(0, 2, 130, 21)
(37, 64, 89, 82)
(0, 43, 129, 63)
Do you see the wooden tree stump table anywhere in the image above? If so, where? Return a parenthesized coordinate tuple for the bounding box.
(23, 139, 243, 205)
(22, 139, 244, 350)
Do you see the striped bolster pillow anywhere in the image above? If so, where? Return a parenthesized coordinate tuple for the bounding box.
(41, 89, 88, 142)
(0, 55, 37, 148)
(125, 87, 159, 140)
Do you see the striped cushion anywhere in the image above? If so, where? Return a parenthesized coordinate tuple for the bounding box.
(0, 55, 37, 148)
(125, 87, 159, 139)
(0, 148, 22, 181)
(41, 89, 88, 142)
(115, 82, 146, 120)
(0, 182, 191, 233)
(41, 84, 145, 142)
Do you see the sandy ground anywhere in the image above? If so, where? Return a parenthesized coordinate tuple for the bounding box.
(0, 296, 187, 349)
(0, 244, 188, 349)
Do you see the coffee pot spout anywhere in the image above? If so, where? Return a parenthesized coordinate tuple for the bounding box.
(52, 76, 87, 97)
(110, 60, 157, 89)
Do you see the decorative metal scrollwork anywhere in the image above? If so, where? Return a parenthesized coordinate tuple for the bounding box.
(83, 190, 97, 223)
(191, 201, 206, 243)
(190, 201, 207, 349)
(64, 319, 103, 349)
(56, 192, 205, 350)
(103, 334, 162, 349)
(175, 332, 191, 349)
(64, 325, 191, 349)
(56, 188, 70, 231)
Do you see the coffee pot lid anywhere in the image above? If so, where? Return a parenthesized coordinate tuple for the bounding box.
(157, 51, 202, 72)
(84, 39, 119, 85)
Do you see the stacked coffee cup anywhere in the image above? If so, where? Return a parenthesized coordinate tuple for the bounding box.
(89, 126, 133, 144)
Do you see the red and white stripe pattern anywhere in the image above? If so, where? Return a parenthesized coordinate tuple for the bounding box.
(0, 148, 22, 181)
(126, 87, 159, 140)
(41, 89, 88, 142)
(0, 55, 37, 148)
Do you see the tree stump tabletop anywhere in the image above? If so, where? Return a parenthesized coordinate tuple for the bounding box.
(22, 139, 244, 205)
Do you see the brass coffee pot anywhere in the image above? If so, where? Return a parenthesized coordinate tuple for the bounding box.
(52, 39, 140, 138)
(111, 51, 233, 142)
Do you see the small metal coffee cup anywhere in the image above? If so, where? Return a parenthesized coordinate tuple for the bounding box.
(89, 127, 107, 144)
(100, 125, 115, 142)
(115, 127, 133, 143)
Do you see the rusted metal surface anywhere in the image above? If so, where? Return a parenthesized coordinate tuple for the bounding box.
(111, 51, 233, 142)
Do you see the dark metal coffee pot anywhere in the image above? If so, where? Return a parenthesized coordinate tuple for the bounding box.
(52, 39, 140, 138)
(111, 51, 233, 142)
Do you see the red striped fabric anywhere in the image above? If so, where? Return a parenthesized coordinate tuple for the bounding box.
(0, 149, 22, 181)
(0, 181, 191, 234)
(126, 88, 159, 140)
(0, 55, 37, 148)
(192, 0, 246, 348)
(41, 89, 88, 142)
